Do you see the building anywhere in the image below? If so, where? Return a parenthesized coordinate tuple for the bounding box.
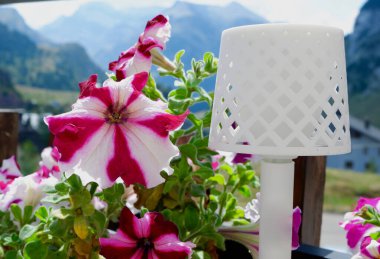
(327, 116, 380, 173)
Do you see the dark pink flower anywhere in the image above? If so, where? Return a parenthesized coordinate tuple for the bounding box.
(353, 236, 380, 259)
(341, 197, 380, 252)
(45, 72, 188, 188)
(100, 207, 195, 259)
(109, 15, 172, 81)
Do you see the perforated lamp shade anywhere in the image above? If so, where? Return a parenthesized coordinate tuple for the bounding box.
(209, 24, 351, 157)
(209, 24, 351, 259)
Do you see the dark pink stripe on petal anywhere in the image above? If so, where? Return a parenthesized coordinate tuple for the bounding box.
(136, 110, 189, 138)
(131, 72, 149, 92)
(89, 87, 113, 107)
(107, 126, 147, 186)
(79, 74, 97, 99)
(45, 116, 104, 163)
(138, 38, 162, 56)
(116, 69, 127, 81)
(145, 15, 168, 30)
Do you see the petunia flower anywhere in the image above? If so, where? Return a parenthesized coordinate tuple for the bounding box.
(99, 207, 195, 258)
(0, 172, 59, 211)
(340, 197, 380, 252)
(219, 194, 301, 258)
(109, 15, 174, 81)
(352, 236, 380, 259)
(45, 72, 188, 188)
(0, 156, 22, 192)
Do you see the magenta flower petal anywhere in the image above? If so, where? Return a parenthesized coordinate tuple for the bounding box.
(355, 197, 380, 211)
(100, 207, 194, 259)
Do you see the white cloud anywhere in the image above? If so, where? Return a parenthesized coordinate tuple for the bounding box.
(10, 0, 366, 32)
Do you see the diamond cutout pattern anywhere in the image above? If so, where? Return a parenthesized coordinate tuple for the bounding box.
(210, 25, 350, 156)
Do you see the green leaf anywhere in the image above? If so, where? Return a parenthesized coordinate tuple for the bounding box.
(5, 250, 21, 259)
(184, 204, 200, 231)
(86, 182, 99, 197)
(192, 251, 212, 259)
(163, 179, 177, 194)
(35, 207, 48, 223)
(179, 143, 199, 165)
(194, 167, 214, 180)
(24, 240, 48, 259)
(10, 204, 22, 223)
(190, 184, 206, 197)
(92, 210, 107, 236)
(19, 224, 39, 240)
(208, 174, 225, 185)
(23, 206, 34, 224)
(238, 185, 252, 198)
(41, 194, 69, 204)
(66, 174, 83, 191)
(55, 182, 69, 194)
(175, 49, 185, 63)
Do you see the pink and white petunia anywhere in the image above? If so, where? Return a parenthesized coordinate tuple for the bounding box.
(0, 172, 59, 211)
(100, 207, 195, 259)
(45, 72, 188, 188)
(37, 147, 61, 178)
(0, 156, 22, 192)
(340, 197, 380, 252)
(109, 15, 174, 81)
(352, 236, 380, 259)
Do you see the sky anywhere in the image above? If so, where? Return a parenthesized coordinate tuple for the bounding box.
(11, 0, 367, 34)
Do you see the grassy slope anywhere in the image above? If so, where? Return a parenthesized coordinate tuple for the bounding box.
(324, 168, 380, 213)
(350, 91, 380, 128)
(15, 85, 78, 106)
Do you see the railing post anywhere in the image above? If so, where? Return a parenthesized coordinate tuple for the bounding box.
(293, 156, 327, 246)
(0, 109, 20, 164)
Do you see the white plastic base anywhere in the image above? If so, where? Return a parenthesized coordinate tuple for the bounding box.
(259, 157, 296, 259)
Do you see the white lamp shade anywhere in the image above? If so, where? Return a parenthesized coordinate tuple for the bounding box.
(209, 24, 351, 156)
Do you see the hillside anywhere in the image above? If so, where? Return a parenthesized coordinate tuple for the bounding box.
(344, 0, 380, 126)
(0, 7, 104, 91)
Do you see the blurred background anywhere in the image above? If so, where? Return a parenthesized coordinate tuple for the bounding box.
(0, 0, 379, 253)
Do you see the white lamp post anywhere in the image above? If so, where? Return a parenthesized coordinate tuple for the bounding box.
(209, 24, 351, 259)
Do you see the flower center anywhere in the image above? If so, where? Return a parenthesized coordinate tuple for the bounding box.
(137, 238, 153, 254)
(108, 112, 123, 124)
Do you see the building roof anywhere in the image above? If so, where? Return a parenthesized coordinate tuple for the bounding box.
(350, 116, 380, 142)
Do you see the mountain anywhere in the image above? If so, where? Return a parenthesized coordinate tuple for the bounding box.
(40, 2, 162, 66)
(0, 7, 103, 91)
(344, 0, 380, 126)
(345, 0, 380, 94)
(40, 1, 267, 70)
(0, 7, 47, 44)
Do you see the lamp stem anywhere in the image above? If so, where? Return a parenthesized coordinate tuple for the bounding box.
(259, 156, 296, 259)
